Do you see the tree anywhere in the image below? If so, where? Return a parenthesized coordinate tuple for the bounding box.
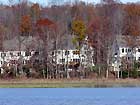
(30, 3, 40, 23)
(20, 15, 32, 36)
(123, 4, 140, 36)
(71, 19, 86, 70)
(87, 0, 121, 78)
(0, 24, 5, 50)
(122, 4, 140, 78)
(36, 18, 56, 79)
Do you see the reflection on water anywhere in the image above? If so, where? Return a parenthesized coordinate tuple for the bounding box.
(0, 88, 140, 105)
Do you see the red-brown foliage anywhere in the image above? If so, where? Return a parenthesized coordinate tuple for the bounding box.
(36, 18, 57, 31)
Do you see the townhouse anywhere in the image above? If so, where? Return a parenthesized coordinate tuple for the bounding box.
(112, 35, 140, 77)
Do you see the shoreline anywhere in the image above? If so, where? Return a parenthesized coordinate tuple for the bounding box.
(0, 78, 140, 88)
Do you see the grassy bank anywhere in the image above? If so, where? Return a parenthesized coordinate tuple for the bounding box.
(0, 79, 140, 88)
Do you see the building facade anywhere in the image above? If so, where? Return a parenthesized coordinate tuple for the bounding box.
(112, 35, 140, 78)
(52, 49, 94, 66)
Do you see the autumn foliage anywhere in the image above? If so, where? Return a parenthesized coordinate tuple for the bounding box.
(123, 4, 140, 36)
(1, 1, 140, 79)
(20, 15, 32, 36)
(31, 3, 40, 20)
(71, 20, 86, 45)
(36, 18, 55, 27)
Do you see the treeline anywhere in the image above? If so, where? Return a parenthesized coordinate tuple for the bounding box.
(0, 0, 140, 79)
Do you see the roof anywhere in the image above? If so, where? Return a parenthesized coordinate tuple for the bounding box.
(3, 36, 43, 51)
(57, 34, 76, 49)
(116, 35, 140, 47)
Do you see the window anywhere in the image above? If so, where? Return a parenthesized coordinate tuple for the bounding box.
(122, 48, 124, 53)
(57, 51, 61, 54)
(127, 57, 130, 60)
(11, 60, 16, 64)
(85, 51, 87, 54)
(52, 51, 54, 56)
(35, 59, 39, 63)
(73, 50, 80, 55)
(65, 51, 69, 55)
(10, 52, 13, 56)
(73, 59, 80, 63)
(34, 51, 39, 55)
(139, 57, 140, 61)
(138, 49, 140, 52)
(82, 55, 85, 57)
(1, 53, 6, 57)
(125, 49, 127, 53)
(18, 52, 21, 56)
(25, 51, 31, 56)
(60, 59, 65, 63)
(114, 53, 117, 55)
(29, 52, 31, 56)
(82, 59, 85, 62)
(77, 59, 80, 62)
(25, 60, 29, 64)
(128, 49, 131, 52)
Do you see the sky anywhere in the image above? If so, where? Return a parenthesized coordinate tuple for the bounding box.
(0, 0, 140, 6)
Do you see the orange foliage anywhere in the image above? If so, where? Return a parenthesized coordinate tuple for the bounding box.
(20, 15, 32, 35)
(123, 4, 140, 36)
(124, 4, 140, 17)
(36, 18, 57, 32)
(87, 16, 101, 34)
(36, 18, 54, 26)
(128, 23, 140, 36)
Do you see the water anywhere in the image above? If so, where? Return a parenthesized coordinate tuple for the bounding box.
(0, 88, 140, 105)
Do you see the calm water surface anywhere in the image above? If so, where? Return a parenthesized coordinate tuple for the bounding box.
(0, 88, 140, 105)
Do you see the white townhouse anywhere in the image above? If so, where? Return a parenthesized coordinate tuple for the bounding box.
(0, 51, 35, 67)
(0, 34, 94, 72)
(51, 37, 94, 68)
(112, 35, 140, 74)
(0, 36, 42, 69)
(52, 49, 94, 65)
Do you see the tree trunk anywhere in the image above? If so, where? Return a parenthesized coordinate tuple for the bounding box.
(117, 70, 120, 79)
(106, 68, 109, 78)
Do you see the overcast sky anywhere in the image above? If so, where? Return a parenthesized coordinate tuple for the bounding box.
(0, 0, 140, 6)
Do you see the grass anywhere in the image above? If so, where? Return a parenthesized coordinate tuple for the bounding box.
(0, 78, 140, 88)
